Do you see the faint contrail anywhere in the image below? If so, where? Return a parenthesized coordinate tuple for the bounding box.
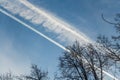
(0, 0, 92, 44)
(0, 8, 118, 80)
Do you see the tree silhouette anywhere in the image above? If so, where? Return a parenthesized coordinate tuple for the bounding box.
(55, 42, 109, 80)
(25, 64, 48, 80)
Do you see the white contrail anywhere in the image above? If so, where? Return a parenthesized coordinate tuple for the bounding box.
(0, 0, 92, 45)
(0, 8, 69, 52)
(0, 8, 118, 80)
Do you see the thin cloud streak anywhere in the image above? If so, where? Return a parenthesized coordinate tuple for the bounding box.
(0, 31, 30, 75)
(0, 8, 118, 80)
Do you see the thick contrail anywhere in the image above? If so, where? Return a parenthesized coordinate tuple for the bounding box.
(19, 0, 91, 43)
(0, 0, 91, 45)
(0, 8, 118, 80)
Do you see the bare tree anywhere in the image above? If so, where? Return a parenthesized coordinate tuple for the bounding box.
(100, 14, 120, 61)
(0, 72, 14, 80)
(96, 13, 120, 78)
(56, 42, 109, 80)
(0, 64, 49, 80)
(25, 64, 48, 80)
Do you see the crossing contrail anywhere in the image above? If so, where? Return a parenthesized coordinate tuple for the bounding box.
(0, 0, 92, 44)
(0, 8, 118, 80)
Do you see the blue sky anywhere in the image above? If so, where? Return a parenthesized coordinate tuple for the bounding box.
(0, 0, 120, 79)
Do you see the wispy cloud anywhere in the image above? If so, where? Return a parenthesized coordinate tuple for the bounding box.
(0, 31, 30, 75)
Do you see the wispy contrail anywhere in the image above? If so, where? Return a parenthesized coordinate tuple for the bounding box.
(0, 0, 92, 44)
(0, 8, 118, 80)
(20, 0, 91, 43)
